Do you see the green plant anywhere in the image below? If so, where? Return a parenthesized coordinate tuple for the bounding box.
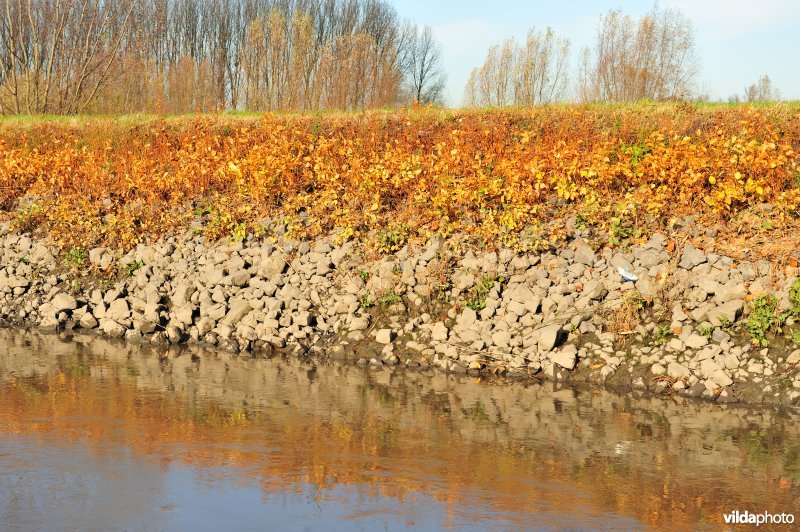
(230, 221, 247, 243)
(121, 259, 144, 277)
(18, 256, 30, 265)
(781, 279, 800, 322)
(718, 314, 733, 330)
(378, 290, 401, 306)
(621, 140, 652, 168)
(792, 330, 800, 346)
(253, 224, 269, 239)
(435, 282, 451, 302)
(465, 276, 495, 311)
(193, 204, 213, 216)
(361, 290, 375, 309)
(575, 211, 597, 230)
(375, 227, 407, 254)
(652, 324, 672, 345)
(698, 325, 714, 341)
(747, 294, 778, 347)
(13, 203, 44, 233)
(359, 270, 370, 282)
(608, 216, 640, 247)
(65, 246, 87, 268)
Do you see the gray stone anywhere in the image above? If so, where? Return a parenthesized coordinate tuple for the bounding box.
(715, 283, 746, 304)
(720, 352, 740, 370)
(349, 315, 370, 331)
(79, 312, 98, 329)
(456, 308, 477, 329)
(583, 280, 607, 300)
(375, 329, 396, 344)
(166, 326, 183, 344)
(491, 330, 511, 349)
(260, 254, 288, 278)
(645, 233, 667, 250)
(712, 328, 731, 343)
(506, 300, 528, 317)
(51, 292, 77, 312)
(420, 239, 441, 262)
(637, 249, 661, 269)
(535, 324, 564, 351)
(549, 344, 577, 370)
(573, 244, 595, 266)
(679, 245, 707, 270)
(205, 303, 227, 321)
(175, 306, 194, 325)
(197, 316, 216, 336)
(99, 319, 126, 338)
(136, 320, 157, 334)
(106, 299, 130, 321)
(700, 358, 723, 376)
(89, 247, 107, 266)
(172, 283, 195, 306)
(430, 322, 448, 342)
(706, 300, 744, 327)
(220, 300, 253, 327)
(697, 278, 720, 296)
(228, 269, 251, 287)
(684, 334, 708, 349)
(39, 315, 59, 332)
(667, 361, 691, 379)
(453, 271, 475, 291)
(667, 338, 685, 351)
(708, 368, 733, 388)
(292, 311, 315, 327)
(610, 253, 634, 272)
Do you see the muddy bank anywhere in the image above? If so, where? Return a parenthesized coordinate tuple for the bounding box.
(1, 220, 800, 408)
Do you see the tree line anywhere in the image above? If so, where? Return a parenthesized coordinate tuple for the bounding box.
(0, 1, 783, 115)
(467, 4, 782, 106)
(467, 4, 697, 106)
(0, 0, 447, 114)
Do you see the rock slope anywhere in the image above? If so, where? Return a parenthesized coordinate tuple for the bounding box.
(1, 222, 800, 407)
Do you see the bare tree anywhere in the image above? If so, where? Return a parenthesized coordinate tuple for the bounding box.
(0, 0, 137, 114)
(578, 4, 697, 102)
(0, 0, 440, 114)
(465, 26, 569, 107)
(402, 24, 446, 105)
(513, 27, 569, 106)
(745, 74, 780, 102)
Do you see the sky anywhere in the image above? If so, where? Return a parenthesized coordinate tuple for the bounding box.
(392, 0, 800, 105)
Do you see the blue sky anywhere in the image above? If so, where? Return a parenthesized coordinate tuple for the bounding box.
(392, 0, 800, 105)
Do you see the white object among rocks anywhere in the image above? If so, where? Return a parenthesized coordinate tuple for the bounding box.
(617, 267, 638, 282)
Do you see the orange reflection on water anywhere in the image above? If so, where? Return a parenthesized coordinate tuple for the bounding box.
(1, 330, 800, 529)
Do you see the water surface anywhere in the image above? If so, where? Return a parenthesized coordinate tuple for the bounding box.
(1, 330, 799, 530)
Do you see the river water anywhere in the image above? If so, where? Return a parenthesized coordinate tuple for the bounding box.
(1, 329, 799, 530)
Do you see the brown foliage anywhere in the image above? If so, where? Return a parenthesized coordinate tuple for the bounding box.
(0, 104, 798, 252)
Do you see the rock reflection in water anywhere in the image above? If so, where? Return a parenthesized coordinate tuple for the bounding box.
(1, 329, 799, 529)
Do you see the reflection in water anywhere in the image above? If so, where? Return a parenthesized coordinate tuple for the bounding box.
(1, 329, 799, 529)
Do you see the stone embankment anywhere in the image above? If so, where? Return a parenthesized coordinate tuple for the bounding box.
(1, 220, 800, 407)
